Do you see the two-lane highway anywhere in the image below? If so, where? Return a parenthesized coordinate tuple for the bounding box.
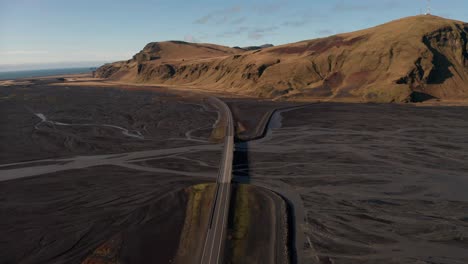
(200, 97, 234, 264)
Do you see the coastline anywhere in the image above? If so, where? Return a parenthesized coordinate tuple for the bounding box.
(0, 67, 95, 81)
(2, 74, 468, 106)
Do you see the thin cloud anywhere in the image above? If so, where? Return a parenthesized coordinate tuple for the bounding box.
(248, 32, 263, 40)
(0, 50, 49, 55)
(184, 33, 207, 43)
(332, 2, 368, 12)
(217, 25, 278, 40)
(194, 14, 214, 24)
(253, 0, 287, 14)
(317, 29, 334, 36)
(194, 6, 242, 24)
(231, 17, 246, 25)
(332, 0, 400, 12)
(217, 26, 249, 38)
(282, 19, 310, 27)
(248, 26, 279, 40)
(281, 10, 325, 28)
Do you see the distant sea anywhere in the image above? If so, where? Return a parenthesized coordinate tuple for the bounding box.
(0, 67, 95, 80)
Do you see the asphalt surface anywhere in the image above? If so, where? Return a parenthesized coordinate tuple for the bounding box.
(200, 97, 234, 264)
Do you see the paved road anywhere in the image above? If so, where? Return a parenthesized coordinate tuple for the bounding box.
(200, 97, 234, 264)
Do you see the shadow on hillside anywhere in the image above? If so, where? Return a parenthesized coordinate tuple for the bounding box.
(410, 91, 438, 102)
(422, 36, 454, 84)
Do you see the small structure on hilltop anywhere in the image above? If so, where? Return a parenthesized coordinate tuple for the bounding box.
(425, 0, 431, 15)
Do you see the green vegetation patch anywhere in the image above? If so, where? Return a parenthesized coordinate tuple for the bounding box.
(174, 183, 215, 263)
(229, 184, 251, 262)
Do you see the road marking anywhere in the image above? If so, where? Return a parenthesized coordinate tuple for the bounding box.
(200, 97, 234, 264)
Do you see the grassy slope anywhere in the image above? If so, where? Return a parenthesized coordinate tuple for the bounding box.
(96, 16, 468, 102)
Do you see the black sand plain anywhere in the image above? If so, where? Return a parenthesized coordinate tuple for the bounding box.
(0, 81, 222, 263)
(2, 78, 468, 264)
(234, 102, 468, 264)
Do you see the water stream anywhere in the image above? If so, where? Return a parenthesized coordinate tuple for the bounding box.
(34, 113, 145, 139)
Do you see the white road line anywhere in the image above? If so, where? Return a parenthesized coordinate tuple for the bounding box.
(200, 97, 234, 264)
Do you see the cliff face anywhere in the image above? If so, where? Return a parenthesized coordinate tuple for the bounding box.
(96, 15, 468, 102)
(95, 41, 242, 80)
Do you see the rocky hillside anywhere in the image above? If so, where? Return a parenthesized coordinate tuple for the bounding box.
(96, 15, 468, 102)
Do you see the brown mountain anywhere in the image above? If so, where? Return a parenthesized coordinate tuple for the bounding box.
(96, 15, 468, 102)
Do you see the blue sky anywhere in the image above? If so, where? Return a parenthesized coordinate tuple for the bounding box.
(0, 0, 467, 68)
